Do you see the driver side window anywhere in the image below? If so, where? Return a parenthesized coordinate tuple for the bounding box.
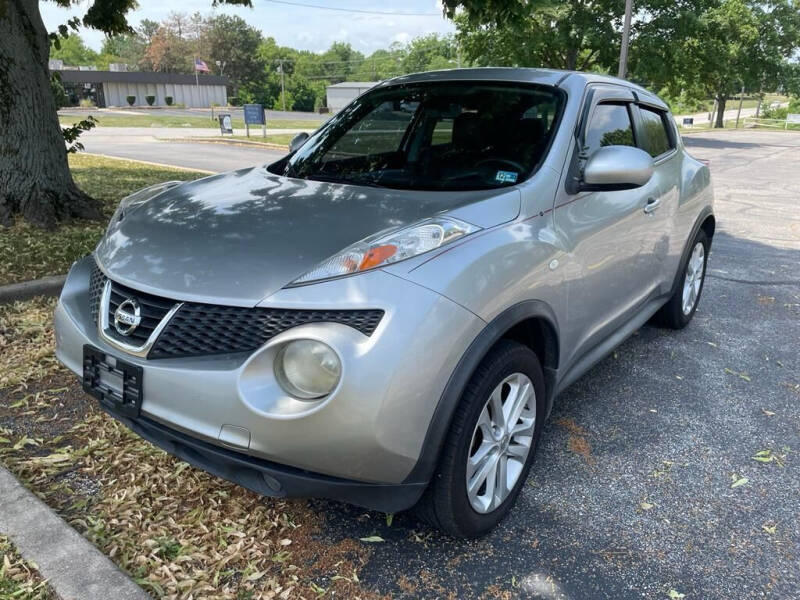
(584, 103, 635, 156)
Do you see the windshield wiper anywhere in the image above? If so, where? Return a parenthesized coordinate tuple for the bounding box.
(305, 173, 385, 188)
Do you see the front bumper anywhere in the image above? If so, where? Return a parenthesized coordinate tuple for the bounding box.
(55, 256, 484, 504)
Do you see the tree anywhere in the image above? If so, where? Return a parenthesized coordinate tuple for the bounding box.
(203, 14, 264, 91)
(453, 0, 622, 71)
(633, 0, 800, 127)
(0, 0, 251, 228)
(49, 33, 98, 66)
(101, 31, 146, 69)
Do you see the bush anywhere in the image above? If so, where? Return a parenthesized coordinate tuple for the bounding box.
(50, 74, 68, 109)
(126, 95, 136, 106)
(79, 98, 95, 108)
(228, 96, 240, 106)
(165, 96, 173, 106)
(145, 95, 155, 106)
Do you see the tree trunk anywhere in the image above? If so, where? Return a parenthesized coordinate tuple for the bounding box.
(714, 94, 728, 128)
(0, 0, 100, 228)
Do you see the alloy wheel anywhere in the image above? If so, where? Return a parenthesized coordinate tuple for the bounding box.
(682, 242, 705, 315)
(465, 372, 536, 514)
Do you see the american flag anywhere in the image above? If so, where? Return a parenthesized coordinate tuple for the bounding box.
(194, 59, 210, 73)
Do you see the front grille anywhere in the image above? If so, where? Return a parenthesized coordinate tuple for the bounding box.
(150, 305, 384, 358)
(88, 257, 384, 359)
(104, 281, 176, 346)
(89, 262, 106, 324)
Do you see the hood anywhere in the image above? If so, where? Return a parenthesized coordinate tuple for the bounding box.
(95, 166, 520, 306)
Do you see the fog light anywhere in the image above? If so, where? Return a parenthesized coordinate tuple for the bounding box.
(275, 340, 341, 400)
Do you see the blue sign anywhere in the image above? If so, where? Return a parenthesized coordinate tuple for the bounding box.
(243, 104, 265, 125)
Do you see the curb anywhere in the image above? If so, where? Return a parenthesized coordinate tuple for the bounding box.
(160, 136, 290, 151)
(0, 466, 149, 600)
(0, 275, 66, 304)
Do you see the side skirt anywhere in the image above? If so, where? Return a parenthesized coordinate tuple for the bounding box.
(555, 294, 670, 395)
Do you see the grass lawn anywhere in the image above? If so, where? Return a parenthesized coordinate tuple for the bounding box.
(0, 534, 57, 600)
(0, 154, 205, 287)
(0, 298, 383, 599)
(59, 114, 324, 131)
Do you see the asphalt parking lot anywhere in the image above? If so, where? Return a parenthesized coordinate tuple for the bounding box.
(309, 129, 799, 599)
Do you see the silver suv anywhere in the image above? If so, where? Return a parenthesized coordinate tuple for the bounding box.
(55, 68, 714, 537)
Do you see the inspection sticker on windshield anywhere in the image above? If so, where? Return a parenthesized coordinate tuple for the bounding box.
(495, 170, 518, 184)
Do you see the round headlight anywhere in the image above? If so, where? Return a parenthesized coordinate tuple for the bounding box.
(275, 340, 341, 400)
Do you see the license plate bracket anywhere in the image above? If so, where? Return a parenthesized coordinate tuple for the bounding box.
(82, 344, 143, 418)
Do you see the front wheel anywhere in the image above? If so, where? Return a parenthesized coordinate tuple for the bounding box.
(655, 229, 709, 329)
(414, 340, 545, 538)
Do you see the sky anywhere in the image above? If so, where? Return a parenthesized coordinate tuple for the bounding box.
(40, 0, 456, 54)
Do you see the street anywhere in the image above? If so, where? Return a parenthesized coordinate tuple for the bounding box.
(79, 129, 287, 172)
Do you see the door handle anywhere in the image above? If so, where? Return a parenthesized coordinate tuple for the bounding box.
(643, 197, 661, 214)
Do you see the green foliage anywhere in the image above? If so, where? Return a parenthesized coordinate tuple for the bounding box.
(145, 95, 155, 106)
(49, 33, 98, 67)
(165, 96, 174, 106)
(50, 74, 68, 109)
(126, 95, 136, 106)
(61, 116, 97, 154)
(633, 0, 800, 110)
(454, 1, 620, 72)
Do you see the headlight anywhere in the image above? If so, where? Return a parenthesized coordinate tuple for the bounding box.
(292, 216, 480, 284)
(274, 340, 341, 400)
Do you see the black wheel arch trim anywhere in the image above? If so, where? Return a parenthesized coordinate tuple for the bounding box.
(402, 300, 560, 485)
(670, 206, 715, 295)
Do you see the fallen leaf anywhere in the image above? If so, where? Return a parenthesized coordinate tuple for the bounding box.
(385, 513, 393, 527)
(640, 501, 654, 511)
(761, 409, 775, 417)
(762, 524, 777, 535)
(731, 476, 749, 488)
(359, 536, 385, 543)
(668, 590, 686, 599)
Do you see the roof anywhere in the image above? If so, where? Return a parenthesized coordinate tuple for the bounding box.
(378, 67, 651, 93)
(327, 81, 378, 88)
(54, 70, 228, 86)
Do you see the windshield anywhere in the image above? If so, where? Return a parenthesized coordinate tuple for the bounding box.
(278, 81, 565, 191)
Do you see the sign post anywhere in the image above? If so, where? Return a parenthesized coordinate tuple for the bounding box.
(218, 114, 233, 135)
(243, 103, 266, 138)
(682, 117, 694, 128)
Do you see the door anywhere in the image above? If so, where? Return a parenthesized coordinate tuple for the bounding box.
(554, 88, 664, 367)
(631, 102, 680, 295)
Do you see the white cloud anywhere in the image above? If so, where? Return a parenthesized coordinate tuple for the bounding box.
(39, 0, 456, 53)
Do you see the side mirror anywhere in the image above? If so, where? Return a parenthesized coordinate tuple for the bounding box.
(289, 132, 310, 153)
(581, 145, 654, 191)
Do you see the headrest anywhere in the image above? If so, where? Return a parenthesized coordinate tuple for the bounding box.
(452, 113, 484, 150)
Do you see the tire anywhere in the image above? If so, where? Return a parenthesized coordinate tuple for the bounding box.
(655, 229, 709, 329)
(414, 340, 546, 538)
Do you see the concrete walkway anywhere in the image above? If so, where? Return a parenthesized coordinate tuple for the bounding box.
(0, 466, 148, 600)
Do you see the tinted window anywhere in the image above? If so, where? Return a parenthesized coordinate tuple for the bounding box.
(639, 107, 673, 157)
(280, 82, 565, 191)
(325, 100, 418, 160)
(584, 103, 635, 155)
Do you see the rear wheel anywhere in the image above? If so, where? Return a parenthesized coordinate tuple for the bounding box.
(415, 340, 545, 538)
(655, 229, 709, 329)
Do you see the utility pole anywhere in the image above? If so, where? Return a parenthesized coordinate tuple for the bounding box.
(735, 84, 745, 128)
(277, 59, 286, 111)
(617, 0, 633, 78)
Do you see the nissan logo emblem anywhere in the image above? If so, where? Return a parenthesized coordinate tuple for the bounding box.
(113, 298, 141, 336)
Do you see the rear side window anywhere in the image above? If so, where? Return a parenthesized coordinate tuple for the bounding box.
(638, 106, 673, 157)
(584, 103, 635, 155)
